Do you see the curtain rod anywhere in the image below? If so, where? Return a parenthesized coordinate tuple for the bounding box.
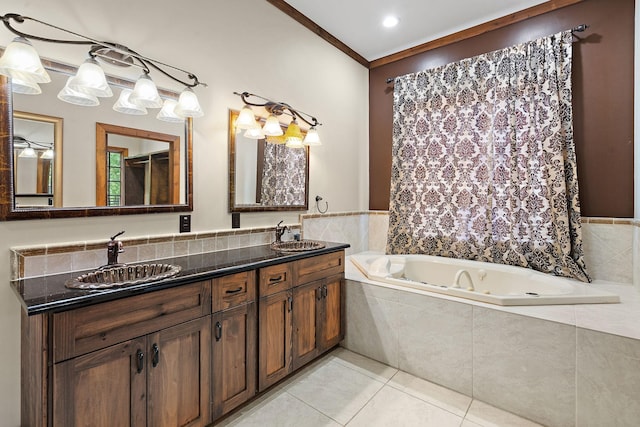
(385, 24, 589, 85)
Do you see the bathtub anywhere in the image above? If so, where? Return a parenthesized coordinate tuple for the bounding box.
(349, 253, 620, 306)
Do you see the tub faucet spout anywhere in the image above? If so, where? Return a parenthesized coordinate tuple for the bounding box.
(453, 269, 475, 291)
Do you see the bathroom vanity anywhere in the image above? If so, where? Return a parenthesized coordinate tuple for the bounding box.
(13, 242, 347, 427)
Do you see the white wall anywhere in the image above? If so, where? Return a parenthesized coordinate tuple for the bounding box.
(0, 1, 369, 424)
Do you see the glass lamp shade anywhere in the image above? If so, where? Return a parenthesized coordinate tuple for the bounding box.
(244, 126, 265, 139)
(263, 114, 284, 136)
(129, 74, 163, 108)
(284, 119, 304, 148)
(58, 77, 100, 106)
(40, 149, 54, 159)
(235, 105, 257, 130)
(0, 37, 51, 83)
(156, 99, 184, 122)
(67, 58, 113, 97)
(11, 77, 42, 95)
(19, 146, 37, 158)
(113, 89, 148, 115)
(174, 87, 204, 118)
(303, 127, 321, 146)
(266, 135, 286, 144)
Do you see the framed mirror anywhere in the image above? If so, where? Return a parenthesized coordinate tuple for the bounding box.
(228, 109, 309, 212)
(0, 56, 193, 220)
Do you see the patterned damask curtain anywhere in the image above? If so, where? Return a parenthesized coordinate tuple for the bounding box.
(387, 31, 590, 282)
(260, 143, 306, 206)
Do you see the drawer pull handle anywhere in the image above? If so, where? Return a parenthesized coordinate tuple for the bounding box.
(288, 296, 293, 313)
(136, 349, 144, 374)
(316, 287, 323, 300)
(269, 275, 283, 282)
(225, 287, 244, 294)
(215, 321, 222, 341)
(152, 344, 160, 368)
(322, 285, 328, 298)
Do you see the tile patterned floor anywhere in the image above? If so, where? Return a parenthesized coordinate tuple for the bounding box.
(216, 347, 543, 427)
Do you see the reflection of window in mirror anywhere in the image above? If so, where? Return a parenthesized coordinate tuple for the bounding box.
(12, 111, 63, 208)
(107, 147, 128, 206)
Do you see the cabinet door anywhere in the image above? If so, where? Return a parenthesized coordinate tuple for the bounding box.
(258, 291, 292, 391)
(53, 337, 147, 427)
(292, 281, 321, 370)
(212, 303, 257, 418)
(320, 274, 345, 351)
(147, 317, 211, 427)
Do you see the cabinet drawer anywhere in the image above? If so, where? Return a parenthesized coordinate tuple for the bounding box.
(294, 251, 344, 285)
(259, 262, 293, 297)
(52, 281, 211, 362)
(213, 271, 256, 312)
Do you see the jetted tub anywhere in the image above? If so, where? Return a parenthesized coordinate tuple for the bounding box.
(350, 253, 620, 306)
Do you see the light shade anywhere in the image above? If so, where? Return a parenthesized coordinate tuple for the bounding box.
(174, 87, 204, 118)
(11, 77, 42, 95)
(0, 37, 51, 83)
(244, 126, 265, 139)
(40, 148, 54, 159)
(57, 77, 100, 106)
(19, 146, 37, 158)
(235, 105, 257, 130)
(67, 58, 113, 97)
(129, 74, 163, 108)
(113, 89, 148, 115)
(263, 114, 284, 136)
(266, 135, 286, 144)
(303, 127, 322, 146)
(284, 119, 304, 148)
(156, 99, 184, 122)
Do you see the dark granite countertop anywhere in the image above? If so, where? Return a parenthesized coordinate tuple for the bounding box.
(11, 241, 350, 316)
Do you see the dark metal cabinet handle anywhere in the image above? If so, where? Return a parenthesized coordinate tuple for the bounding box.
(269, 275, 283, 282)
(316, 286, 323, 300)
(215, 321, 222, 342)
(288, 296, 293, 312)
(152, 343, 160, 368)
(322, 285, 328, 298)
(225, 287, 243, 294)
(136, 349, 144, 374)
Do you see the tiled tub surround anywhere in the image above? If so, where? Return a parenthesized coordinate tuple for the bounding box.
(344, 259, 640, 427)
(11, 225, 300, 280)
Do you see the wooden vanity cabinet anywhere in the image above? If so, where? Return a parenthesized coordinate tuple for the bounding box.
(258, 251, 345, 390)
(211, 271, 257, 419)
(28, 281, 212, 427)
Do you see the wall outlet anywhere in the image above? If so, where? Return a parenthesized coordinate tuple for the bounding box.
(179, 215, 191, 233)
(232, 212, 240, 229)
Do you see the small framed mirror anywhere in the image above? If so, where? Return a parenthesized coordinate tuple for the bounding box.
(228, 109, 309, 212)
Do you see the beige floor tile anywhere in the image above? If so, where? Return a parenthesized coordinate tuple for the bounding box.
(285, 359, 385, 424)
(465, 400, 544, 427)
(388, 370, 472, 417)
(331, 347, 398, 382)
(217, 392, 340, 427)
(346, 385, 462, 427)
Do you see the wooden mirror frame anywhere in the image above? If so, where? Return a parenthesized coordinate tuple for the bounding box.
(228, 109, 310, 212)
(0, 73, 193, 220)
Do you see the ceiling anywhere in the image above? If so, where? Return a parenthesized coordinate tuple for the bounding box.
(283, 0, 550, 61)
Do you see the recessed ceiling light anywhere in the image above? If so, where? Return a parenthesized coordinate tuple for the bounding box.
(382, 16, 399, 28)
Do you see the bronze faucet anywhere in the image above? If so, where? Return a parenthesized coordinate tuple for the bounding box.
(106, 230, 125, 266)
(275, 221, 289, 243)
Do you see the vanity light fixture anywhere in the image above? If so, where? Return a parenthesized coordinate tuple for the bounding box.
(233, 91, 322, 146)
(113, 88, 147, 115)
(14, 136, 53, 158)
(0, 13, 206, 119)
(18, 144, 36, 158)
(156, 99, 183, 123)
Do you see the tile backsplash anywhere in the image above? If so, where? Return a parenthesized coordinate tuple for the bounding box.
(11, 225, 299, 280)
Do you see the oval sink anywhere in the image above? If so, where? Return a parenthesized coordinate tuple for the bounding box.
(65, 263, 182, 290)
(270, 240, 326, 252)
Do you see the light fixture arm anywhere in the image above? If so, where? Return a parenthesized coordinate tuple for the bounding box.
(234, 91, 321, 128)
(1, 13, 205, 88)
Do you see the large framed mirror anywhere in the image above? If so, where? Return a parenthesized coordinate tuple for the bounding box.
(228, 109, 309, 212)
(0, 56, 193, 220)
